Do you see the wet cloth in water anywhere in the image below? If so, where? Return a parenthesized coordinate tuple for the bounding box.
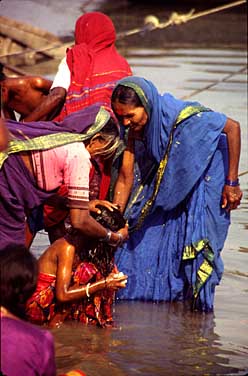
(26, 263, 115, 327)
(114, 76, 230, 312)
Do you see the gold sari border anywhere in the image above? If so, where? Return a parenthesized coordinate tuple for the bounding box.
(0, 107, 110, 169)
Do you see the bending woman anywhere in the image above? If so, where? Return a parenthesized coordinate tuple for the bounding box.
(111, 76, 242, 312)
(0, 104, 128, 250)
(0, 105, 128, 325)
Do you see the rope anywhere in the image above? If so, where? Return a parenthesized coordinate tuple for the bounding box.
(117, 0, 247, 38)
(1, 0, 246, 59)
(239, 170, 248, 177)
(0, 42, 70, 60)
(181, 65, 248, 180)
(159, 0, 247, 28)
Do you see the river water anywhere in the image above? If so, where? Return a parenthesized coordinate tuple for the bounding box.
(1, 0, 247, 375)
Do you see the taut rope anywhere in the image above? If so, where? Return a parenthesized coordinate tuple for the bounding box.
(117, 0, 247, 38)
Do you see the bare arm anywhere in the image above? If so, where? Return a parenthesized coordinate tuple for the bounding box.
(221, 117, 242, 210)
(22, 87, 66, 122)
(113, 135, 135, 213)
(55, 239, 127, 303)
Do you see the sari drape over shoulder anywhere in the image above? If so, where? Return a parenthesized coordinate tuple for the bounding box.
(114, 76, 230, 311)
(0, 105, 115, 248)
(0, 105, 111, 168)
(51, 12, 132, 204)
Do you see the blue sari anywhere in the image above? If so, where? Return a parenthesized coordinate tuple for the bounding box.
(114, 76, 230, 311)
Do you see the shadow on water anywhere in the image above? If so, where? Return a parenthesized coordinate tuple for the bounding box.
(53, 301, 248, 376)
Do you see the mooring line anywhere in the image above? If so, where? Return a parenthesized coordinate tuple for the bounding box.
(117, 0, 247, 38)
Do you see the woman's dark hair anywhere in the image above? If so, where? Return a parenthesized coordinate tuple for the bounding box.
(86, 205, 126, 276)
(111, 84, 143, 107)
(0, 245, 38, 319)
(91, 204, 126, 231)
(67, 206, 126, 276)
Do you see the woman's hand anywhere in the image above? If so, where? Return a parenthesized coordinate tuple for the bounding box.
(221, 185, 243, 211)
(105, 271, 128, 290)
(89, 199, 119, 214)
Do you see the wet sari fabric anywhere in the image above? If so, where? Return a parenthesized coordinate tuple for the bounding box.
(114, 76, 230, 311)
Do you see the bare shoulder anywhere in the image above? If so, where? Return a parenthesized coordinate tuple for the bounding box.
(38, 244, 58, 275)
(29, 76, 52, 90)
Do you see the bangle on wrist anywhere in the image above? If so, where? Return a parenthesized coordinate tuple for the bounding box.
(225, 178, 239, 187)
(108, 231, 124, 247)
(117, 231, 124, 245)
(100, 229, 112, 242)
(86, 283, 90, 298)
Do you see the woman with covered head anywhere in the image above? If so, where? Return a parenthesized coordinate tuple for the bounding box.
(0, 105, 128, 326)
(110, 76, 242, 312)
(0, 104, 128, 250)
(23, 12, 132, 123)
(21, 12, 132, 242)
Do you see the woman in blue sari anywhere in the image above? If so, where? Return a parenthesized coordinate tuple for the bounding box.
(111, 76, 242, 311)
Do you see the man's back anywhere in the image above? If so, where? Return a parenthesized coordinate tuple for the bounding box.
(1, 76, 52, 119)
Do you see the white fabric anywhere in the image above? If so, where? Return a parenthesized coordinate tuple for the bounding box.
(50, 57, 71, 91)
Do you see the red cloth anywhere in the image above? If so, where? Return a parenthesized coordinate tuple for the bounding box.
(54, 12, 132, 121)
(44, 13, 132, 228)
(26, 263, 115, 327)
(26, 272, 56, 325)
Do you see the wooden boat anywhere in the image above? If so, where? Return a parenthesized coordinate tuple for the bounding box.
(0, 16, 70, 72)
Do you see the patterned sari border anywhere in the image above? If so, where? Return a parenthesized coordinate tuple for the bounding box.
(0, 107, 110, 169)
(183, 238, 215, 300)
